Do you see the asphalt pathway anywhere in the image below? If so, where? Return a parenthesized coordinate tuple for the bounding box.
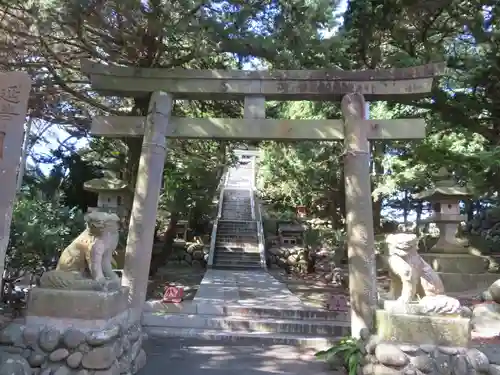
(139, 337, 336, 375)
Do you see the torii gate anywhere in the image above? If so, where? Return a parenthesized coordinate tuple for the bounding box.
(81, 59, 445, 335)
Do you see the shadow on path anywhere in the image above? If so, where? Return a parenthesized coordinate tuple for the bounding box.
(139, 337, 339, 375)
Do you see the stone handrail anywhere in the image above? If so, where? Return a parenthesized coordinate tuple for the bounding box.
(207, 169, 228, 267)
(250, 158, 256, 220)
(254, 190, 267, 270)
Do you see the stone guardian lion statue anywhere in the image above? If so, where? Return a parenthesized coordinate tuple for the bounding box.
(39, 211, 121, 291)
(385, 233, 444, 303)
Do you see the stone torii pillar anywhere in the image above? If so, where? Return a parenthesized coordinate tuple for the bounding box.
(122, 91, 173, 322)
(341, 93, 377, 337)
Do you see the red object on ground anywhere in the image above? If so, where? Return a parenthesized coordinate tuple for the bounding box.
(296, 206, 307, 218)
(163, 285, 184, 303)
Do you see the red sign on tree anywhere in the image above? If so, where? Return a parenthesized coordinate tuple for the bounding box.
(163, 285, 184, 303)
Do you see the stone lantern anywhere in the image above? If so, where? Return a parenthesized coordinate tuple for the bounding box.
(415, 167, 471, 252)
(414, 168, 497, 292)
(83, 170, 130, 216)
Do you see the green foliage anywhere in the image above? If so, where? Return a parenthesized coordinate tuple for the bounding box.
(315, 336, 363, 375)
(7, 196, 85, 273)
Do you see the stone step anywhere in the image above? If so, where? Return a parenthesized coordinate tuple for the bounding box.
(215, 244, 259, 253)
(213, 259, 261, 268)
(215, 253, 261, 261)
(214, 245, 258, 252)
(144, 327, 338, 351)
(212, 264, 263, 270)
(143, 313, 350, 336)
(143, 301, 349, 322)
(217, 226, 257, 232)
(216, 233, 258, 240)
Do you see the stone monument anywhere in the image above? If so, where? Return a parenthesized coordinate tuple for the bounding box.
(415, 168, 497, 292)
(0, 212, 146, 375)
(0, 71, 32, 286)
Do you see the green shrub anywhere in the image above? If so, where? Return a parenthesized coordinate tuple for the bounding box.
(7, 196, 85, 274)
(315, 336, 363, 375)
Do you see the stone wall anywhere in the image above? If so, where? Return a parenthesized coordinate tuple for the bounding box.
(267, 246, 308, 272)
(358, 329, 498, 375)
(0, 320, 146, 375)
(163, 243, 209, 268)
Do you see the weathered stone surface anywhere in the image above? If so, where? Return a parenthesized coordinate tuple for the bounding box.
(2, 346, 24, 354)
(23, 326, 40, 348)
(21, 348, 31, 359)
(362, 363, 404, 375)
(66, 352, 83, 369)
(0, 324, 24, 345)
(94, 361, 120, 375)
(28, 351, 46, 367)
(434, 354, 452, 375)
(127, 325, 141, 342)
(86, 325, 120, 346)
(0, 352, 32, 375)
(419, 344, 436, 353)
(398, 344, 420, 354)
(63, 329, 86, 349)
(82, 345, 115, 370)
(490, 364, 500, 375)
(376, 310, 471, 347)
(49, 348, 70, 362)
(410, 354, 434, 373)
(364, 335, 380, 354)
(438, 346, 460, 355)
(27, 286, 128, 321)
(452, 355, 469, 375)
(374, 343, 408, 367)
(38, 328, 61, 352)
(52, 365, 71, 375)
(132, 349, 146, 373)
(466, 348, 489, 372)
(75, 370, 90, 375)
(78, 343, 91, 354)
(40, 368, 51, 375)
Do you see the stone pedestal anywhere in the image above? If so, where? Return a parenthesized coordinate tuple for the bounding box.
(357, 310, 498, 374)
(421, 253, 499, 293)
(375, 309, 471, 347)
(0, 287, 147, 375)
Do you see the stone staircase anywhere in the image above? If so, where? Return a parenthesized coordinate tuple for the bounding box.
(142, 149, 349, 350)
(143, 270, 350, 350)
(211, 157, 263, 270)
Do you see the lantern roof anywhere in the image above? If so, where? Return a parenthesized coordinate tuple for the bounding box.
(414, 167, 471, 200)
(83, 170, 128, 193)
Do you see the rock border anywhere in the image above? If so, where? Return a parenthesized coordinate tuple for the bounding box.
(358, 328, 499, 375)
(0, 320, 147, 375)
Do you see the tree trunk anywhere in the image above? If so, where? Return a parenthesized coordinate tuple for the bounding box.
(149, 212, 179, 277)
(403, 190, 409, 227)
(415, 201, 423, 236)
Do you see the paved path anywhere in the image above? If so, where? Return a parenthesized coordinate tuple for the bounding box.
(139, 337, 336, 375)
(193, 269, 319, 309)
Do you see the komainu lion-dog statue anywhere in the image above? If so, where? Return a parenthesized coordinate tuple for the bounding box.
(385, 233, 445, 303)
(39, 211, 121, 291)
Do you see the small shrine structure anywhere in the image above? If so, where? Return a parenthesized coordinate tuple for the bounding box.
(277, 222, 305, 246)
